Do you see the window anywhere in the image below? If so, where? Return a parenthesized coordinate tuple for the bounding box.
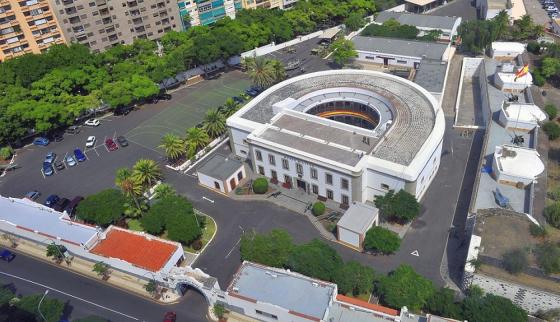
(396, 59, 407, 64)
(255, 150, 262, 161)
(311, 168, 317, 179)
(214, 181, 220, 189)
(296, 163, 303, 175)
(255, 310, 278, 320)
(381, 183, 389, 190)
(341, 178, 349, 190)
(325, 173, 333, 185)
(283, 175, 291, 184)
(326, 189, 333, 200)
(271, 170, 277, 180)
(237, 171, 243, 181)
(268, 154, 275, 166)
(89, 1, 96, 6)
(342, 194, 349, 205)
(312, 184, 318, 194)
(258, 166, 264, 175)
(282, 158, 289, 170)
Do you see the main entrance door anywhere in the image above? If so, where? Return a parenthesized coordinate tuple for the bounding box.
(296, 179, 306, 191)
(230, 178, 236, 190)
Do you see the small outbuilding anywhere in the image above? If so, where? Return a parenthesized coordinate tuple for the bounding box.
(336, 202, 379, 250)
(197, 154, 246, 194)
(498, 102, 546, 131)
(492, 145, 545, 187)
(491, 42, 526, 59)
(494, 68, 532, 93)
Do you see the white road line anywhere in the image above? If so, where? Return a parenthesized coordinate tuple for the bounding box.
(0, 271, 140, 321)
(202, 196, 214, 204)
(225, 238, 241, 259)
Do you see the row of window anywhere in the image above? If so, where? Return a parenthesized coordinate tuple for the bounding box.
(255, 150, 349, 190)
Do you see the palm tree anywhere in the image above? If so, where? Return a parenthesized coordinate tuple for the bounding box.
(203, 109, 226, 138)
(132, 159, 161, 188)
(244, 55, 275, 89)
(223, 98, 239, 117)
(115, 167, 142, 211)
(269, 59, 286, 83)
(185, 127, 210, 157)
(158, 133, 185, 161)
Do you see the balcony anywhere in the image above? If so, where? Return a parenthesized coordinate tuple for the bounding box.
(132, 17, 142, 24)
(127, 0, 138, 7)
(102, 17, 112, 24)
(62, 0, 74, 6)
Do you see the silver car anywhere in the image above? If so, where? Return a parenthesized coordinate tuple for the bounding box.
(65, 155, 77, 167)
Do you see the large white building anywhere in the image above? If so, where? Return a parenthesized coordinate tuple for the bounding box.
(226, 70, 445, 205)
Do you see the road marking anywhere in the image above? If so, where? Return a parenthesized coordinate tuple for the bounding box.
(0, 271, 140, 321)
(225, 238, 241, 259)
(202, 196, 214, 204)
(411, 250, 420, 257)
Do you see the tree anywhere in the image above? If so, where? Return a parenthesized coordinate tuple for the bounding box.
(150, 195, 201, 244)
(140, 200, 168, 235)
(502, 248, 528, 274)
(535, 242, 560, 274)
(76, 189, 126, 226)
(287, 239, 343, 282)
(93, 261, 111, 279)
(223, 98, 240, 117)
(462, 293, 527, 322)
(269, 59, 286, 83)
(154, 183, 176, 199)
(529, 223, 548, 238)
(545, 104, 558, 120)
(115, 167, 142, 209)
(213, 304, 226, 319)
(363, 226, 401, 254)
(144, 279, 158, 295)
(203, 109, 226, 138)
(374, 189, 420, 223)
(312, 201, 325, 216)
(15, 294, 65, 322)
(344, 12, 366, 31)
(185, 127, 210, 157)
(244, 56, 275, 88)
(329, 38, 357, 67)
(544, 201, 560, 227)
(240, 229, 294, 268)
(159, 133, 185, 161)
(336, 261, 375, 296)
(541, 57, 560, 79)
(132, 159, 161, 188)
(0, 286, 15, 306)
(376, 265, 435, 311)
(361, 20, 419, 39)
(46, 244, 65, 262)
(425, 288, 463, 319)
(252, 178, 268, 194)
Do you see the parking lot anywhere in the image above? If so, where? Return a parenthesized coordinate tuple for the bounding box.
(264, 37, 333, 77)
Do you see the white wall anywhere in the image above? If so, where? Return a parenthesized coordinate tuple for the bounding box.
(364, 168, 406, 202)
(355, 51, 419, 68)
(198, 172, 225, 193)
(338, 226, 360, 248)
(227, 293, 310, 322)
(230, 127, 252, 158)
(224, 165, 246, 192)
(411, 137, 443, 200)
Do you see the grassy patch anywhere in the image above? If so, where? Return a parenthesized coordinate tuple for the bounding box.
(184, 214, 217, 253)
(127, 219, 144, 232)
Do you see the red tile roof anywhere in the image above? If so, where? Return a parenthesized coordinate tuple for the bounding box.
(91, 228, 179, 272)
(336, 294, 399, 316)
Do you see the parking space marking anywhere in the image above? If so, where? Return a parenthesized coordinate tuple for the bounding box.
(40, 168, 46, 179)
(202, 196, 214, 204)
(225, 238, 241, 259)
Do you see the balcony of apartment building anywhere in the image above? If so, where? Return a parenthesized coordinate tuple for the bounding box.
(131, 17, 142, 24)
(18, 0, 46, 12)
(64, 6, 78, 15)
(129, 8, 141, 16)
(127, 0, 138, 7)
(71, 24, 85, 34)
(0, 4, 13, 19)
(0, 14, 17, 26)
(157, 9, 167, 17)
(95, 0, 107, 6)
(23, 7, 52, 23)
(102, 16, 112, 24)
(61, 0, 74, 6)
(37, 34, 63, 48)
(2, 42, 31, 58)
(98, 7, 110, 16)
(0, 34, 27, 49)
(0, 25, 23, 41)
(27, 17, 56, 31)
(160, 17, 169, 25)
(156, 1, 165, 8)
(133, 25, 145, 32)
(107, 33, 117, 41)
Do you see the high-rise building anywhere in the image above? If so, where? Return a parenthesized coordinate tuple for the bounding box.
(177, 0, 240, 27)
(49, 0, 181, 53)
(0, 0, 65, 61)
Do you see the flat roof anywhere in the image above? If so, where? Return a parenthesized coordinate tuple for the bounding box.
(405, 0, 438, 6)
(375, 11, 460, 30)
(414, 59, 448, 93)
(228, 262, 336, 320)
(502, 103, 546, 124)
(337, 202, 379, 234)
(487, 0, 508, 9)
(353, 36, 448, 61)
(91, 227, 180, 272)
(495, 145, 544, 180)
(0, 196, 98, 246)
(197, 154, 243, 180)
(492, 42, 526, 54)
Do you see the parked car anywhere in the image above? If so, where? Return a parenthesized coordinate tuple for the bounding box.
(43, 163, 54, 176)
(116, 136, 128, 147)
(65, 155, 77, 167)
(65, 126, 80, 135)
(0, 249, 15, 262)
(54, 160, 65, 171)
(52, 133, 64, 142)
(245, 88, 259, 97)
(53, 198, 70, 212)
(25, 190, 40, 201)
(64, 196, 84, 215)
(44, 194, 60, 207)
(84, 118, 100, 127)
(86, 136, 96, 148)
(44, 152, 56, 164)
(114, 105, 133, 116)
(105, 138, 118, 151)
(163, 312, 176, 322)
(33, 137, 50, 146)
(74, 148, 86, 162)
(232, 96, 244, 104)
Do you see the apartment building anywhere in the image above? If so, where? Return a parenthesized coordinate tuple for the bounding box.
(0, 0, 65, 61)
(49, 0, 181, 52)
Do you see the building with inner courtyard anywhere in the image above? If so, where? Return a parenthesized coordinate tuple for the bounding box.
(226, 70, 445, 205)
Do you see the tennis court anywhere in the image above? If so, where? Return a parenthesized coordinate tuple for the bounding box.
(125, 71, 251, 152)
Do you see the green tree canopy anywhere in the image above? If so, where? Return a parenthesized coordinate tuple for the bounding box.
(362, 19, 419, 39)
(336, 261, 376, 296)
(76, 189, 126, 226)
(374, 189, 420, 223)
(424, 288, 463, 319)
(363, 226, 401, 254)
(159, 195, 201, 244)
(462, 293, 527, 322)
(535, 242, 560, 274)
(376, 265, 435, 311)
(240, 229, 294, 268)
(287, 239, 343, 282)
(15, 294, 65, 322)
(329, 38, 358, 67)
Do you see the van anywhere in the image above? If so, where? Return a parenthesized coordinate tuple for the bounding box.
(64, 196, 83, 216)
(65, 126, 80, 135)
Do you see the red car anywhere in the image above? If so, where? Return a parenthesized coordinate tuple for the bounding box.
(105, 138, 118, 151)
(163, 312, 176, 322)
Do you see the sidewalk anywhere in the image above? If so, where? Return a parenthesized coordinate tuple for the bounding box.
(0, 237, 180, 304)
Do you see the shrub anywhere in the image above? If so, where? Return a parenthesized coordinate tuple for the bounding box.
(526, 41, 540, 54)
(535, 242, 560, 274)
(312, 201, 325, 216)
(543, 121, 560, 140)
(0, 146, 13, 161)
(213, 304, 226, 319)
(364, 226, 401, 254)
(544, 202, 560, 228)
(548, 186, 560, 201)
(252, 178, 268, 194)
(191, 239, 203, 251)
(529, 223, 548, 238)
(377, 265, 435, 311)
(533, 68, 546, 86)
(502, 249, 528, 274)
(76, 189, 126, 226)
(545, 104, 558, 120)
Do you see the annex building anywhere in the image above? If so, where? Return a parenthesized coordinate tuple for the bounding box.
(226, 70, 445, 205)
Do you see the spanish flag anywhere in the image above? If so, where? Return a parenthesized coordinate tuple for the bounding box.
(514, 64, 529, 81)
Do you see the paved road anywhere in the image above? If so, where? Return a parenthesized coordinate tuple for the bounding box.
(0, 251, 207, 322)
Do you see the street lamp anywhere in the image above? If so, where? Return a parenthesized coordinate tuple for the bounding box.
(38, 289, 49, 322)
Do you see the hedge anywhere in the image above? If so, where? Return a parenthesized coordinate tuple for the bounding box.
(252, 178, 268, 194)
(312, 202, 326, 216)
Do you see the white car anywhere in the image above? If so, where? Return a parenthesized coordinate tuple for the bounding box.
(84, 118, 100, 126)
(86, 136, 96, 148)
